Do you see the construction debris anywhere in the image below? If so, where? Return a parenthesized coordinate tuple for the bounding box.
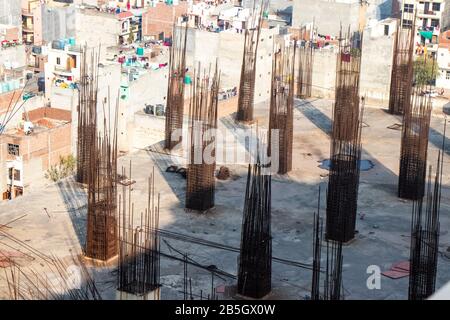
(217, 166, 231, 180)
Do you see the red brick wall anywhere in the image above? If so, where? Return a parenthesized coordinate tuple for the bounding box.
(0, 122, 72, 170)
(142, 2, 188, 39)
(439, 30, 450, 49)
(26, 107, 72, 122)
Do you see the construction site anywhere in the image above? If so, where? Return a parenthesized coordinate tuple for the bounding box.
(0, 0, 450, 302)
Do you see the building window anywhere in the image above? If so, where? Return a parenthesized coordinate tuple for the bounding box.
(384, 25, 389, 36)
(403, 19, 413, 29)
(7, 144, 19, 156)
(404, 3, 414, 13)
(446, 71, 450, 80)
(432, 3, 441, 11)
(431, 19, 439, 28)
(8, 168, 21, 181)
(56, 57, 61, 65)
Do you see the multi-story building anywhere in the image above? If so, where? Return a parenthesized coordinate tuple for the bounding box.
(21, 0, 40, 44)
(21, 0, 76, 45)
(292, 0, 369, 36)
(142, 1, 188, 41)
(400, 0, 446, 55)
(43, 40, 82, 104)
(0, 107, 72, 200)
(436, 30, 450, 88)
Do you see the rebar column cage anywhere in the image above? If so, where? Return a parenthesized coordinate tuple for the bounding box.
(311, 188, 344, 300)
(398, 88, 432, 200)
(269, 43, 296, 174)
(388, 18, 415, 115)
(165, 23, 188, 150)
(77, 47, 98, 184)
(118, 167, 161, 297)
(297, 26, 314, 98)
(86, 124, 119, 261)
(236, 1, 267, 123)
(409, 144, 444, 300)
(185, 64, 220, 212)
(237, 154, 272, 299)
(326, 30, 363, 243)
(332, 31, 362, 142)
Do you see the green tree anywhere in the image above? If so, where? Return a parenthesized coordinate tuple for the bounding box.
(45, 155, 76, 182)
(414, 56, 439, 87)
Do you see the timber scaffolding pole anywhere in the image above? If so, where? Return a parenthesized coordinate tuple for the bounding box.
(269, 42, 296, 174)
(165, 22, 188, 151)
(296, 22, 314, 99)
(398, 79, 433, 200)
(236, 0, 267, 123)
(408, 121, 446, 300)
(77, 46, 99, 184)
(85, 72, 119, 261)
(185, 62, 220, 212)
(117, 165, 161, 299)
(311, 187, 344, 300)
(388, 16, 415, 115)
(326, 28, 364, 243)
(237, 143, 272, 299)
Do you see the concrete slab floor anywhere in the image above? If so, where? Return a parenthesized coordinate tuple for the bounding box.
(1, 98, 450, 300)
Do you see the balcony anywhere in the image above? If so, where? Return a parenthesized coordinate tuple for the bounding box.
(22, 25, 34, 33)
(21, 9, 34, 17)
(418, 9, 438, 17)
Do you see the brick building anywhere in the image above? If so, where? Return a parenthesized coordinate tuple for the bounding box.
(142, 2, 188, 41)
(0, 107, 72, 200)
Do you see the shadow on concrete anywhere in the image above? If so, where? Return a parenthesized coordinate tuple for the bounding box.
(295, 98, 399, 193)
(56, 177, 87, 250)
(295, 99, 332, 135)
(429, 126, 450, 157)
(144, 141, 187, 205)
